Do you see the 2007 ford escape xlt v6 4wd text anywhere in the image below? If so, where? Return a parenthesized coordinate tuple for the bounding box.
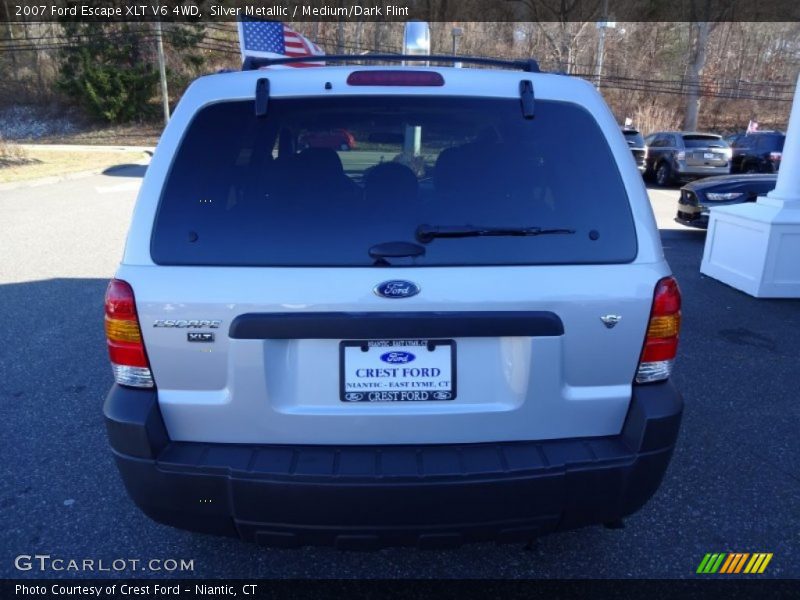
(103, 54, 683, 548)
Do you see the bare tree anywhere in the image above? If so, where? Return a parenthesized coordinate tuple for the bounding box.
(684, 21, 714, 130)
(513, 0, 599, 73)
(2, 19, 799, 134)
(683, 0, 733, 130)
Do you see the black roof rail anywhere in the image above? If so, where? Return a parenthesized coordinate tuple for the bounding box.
(241, 54, 540, 73)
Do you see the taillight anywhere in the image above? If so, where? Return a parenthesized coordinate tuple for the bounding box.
(769, 151, 782, 162)
(346, 70, 445, 86)
(104, 279, 154, 388)
(675, 150, 686, 160)
(635, 277, 681, 384)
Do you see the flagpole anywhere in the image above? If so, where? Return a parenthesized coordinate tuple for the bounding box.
(155, 20, 170, 125)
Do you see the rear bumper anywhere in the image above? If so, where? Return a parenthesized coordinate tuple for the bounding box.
(675, 164, 730, 180)
(104, 382, 682, 548)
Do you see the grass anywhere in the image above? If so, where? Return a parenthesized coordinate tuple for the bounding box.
(25, 123, 163, 146)
(0, 138, 29, 166)
(0, 148, 149, 183)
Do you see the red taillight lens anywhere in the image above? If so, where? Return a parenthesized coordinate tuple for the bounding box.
(769, 152, 782, 162)
(640, 336, 679, 363)
(105, 279, 137, 319)
(104, 279, 154, 388)
(346, 70, 445, 87)
(636, 277, 681, 384)
(107, 342, 149, 368)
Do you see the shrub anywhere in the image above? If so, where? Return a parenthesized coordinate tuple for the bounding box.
(0, 135, 28, 166)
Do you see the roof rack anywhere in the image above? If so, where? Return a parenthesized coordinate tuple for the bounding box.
(241, 54, 541, 74)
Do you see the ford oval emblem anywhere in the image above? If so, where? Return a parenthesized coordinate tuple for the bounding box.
(380, 351, 416, 364)
(374, 280, 420, 299)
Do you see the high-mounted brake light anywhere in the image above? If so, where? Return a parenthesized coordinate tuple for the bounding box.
(104, 279, 154, 388)
(635, 276, 681, 384)
(346, 71, 445, 87)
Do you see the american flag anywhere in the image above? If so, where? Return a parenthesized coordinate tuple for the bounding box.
(238, 21, 325, 68)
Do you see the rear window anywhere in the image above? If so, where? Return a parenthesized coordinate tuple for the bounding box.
(623, 130, 645, 147)
(756, 135, 785, 151)
(682, 134, 728, 149)
(151, 96, 637, 266)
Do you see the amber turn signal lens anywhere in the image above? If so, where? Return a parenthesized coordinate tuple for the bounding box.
(105, 316, 142, 343)
(646, 314, 681, 338)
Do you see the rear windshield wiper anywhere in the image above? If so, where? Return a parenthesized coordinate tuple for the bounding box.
(369, 241, 426, 266)
(415, 224, 576, 244)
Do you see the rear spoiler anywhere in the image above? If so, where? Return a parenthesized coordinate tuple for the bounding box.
(242, 54, 541, 73)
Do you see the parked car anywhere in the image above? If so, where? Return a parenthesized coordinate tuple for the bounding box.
(724, 132, 746, 147)
(299, 128, 356, 150)
(644, 131, 731, 186)
(729, 131, 784, 174)
(622, 127, 647, 173)
(676, 173, 777, 228)
(103, 56, 683, 548)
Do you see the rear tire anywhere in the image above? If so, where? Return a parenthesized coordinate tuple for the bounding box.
(656, 162, 673, 187)
(744, 163, 760, 174)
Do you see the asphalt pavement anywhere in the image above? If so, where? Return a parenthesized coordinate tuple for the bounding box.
(1, 165, 798, 579)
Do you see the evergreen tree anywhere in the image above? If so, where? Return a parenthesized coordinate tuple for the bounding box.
(58, 22, 206, 124)
(59, 23, 159, 123)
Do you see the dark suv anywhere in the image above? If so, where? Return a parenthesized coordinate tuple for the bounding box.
(622, 127, 647, 173)
(730, 131, 784, 174)
(644, 131, 731, 186)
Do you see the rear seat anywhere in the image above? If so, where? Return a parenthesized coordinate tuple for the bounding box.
(363, 162, 419, 204)
(435, 142, 509, 196)
(272, 147, 360, 201)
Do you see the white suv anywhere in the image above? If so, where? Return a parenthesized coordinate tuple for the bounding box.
(103, 56, 683, 548)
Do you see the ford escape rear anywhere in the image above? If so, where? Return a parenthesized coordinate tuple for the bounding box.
(103, 57, 683, 548)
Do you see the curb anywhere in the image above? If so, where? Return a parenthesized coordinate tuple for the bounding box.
(18, 144, 156, 153)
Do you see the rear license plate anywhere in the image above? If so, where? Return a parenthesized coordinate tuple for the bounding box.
(704, 152, 716, 159)
(340, 339, 456, 402)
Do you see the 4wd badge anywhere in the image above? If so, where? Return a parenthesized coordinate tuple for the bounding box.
(600, 315, 622, 329)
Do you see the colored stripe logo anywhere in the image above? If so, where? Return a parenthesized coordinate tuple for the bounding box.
(697, 553, 773, 574)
